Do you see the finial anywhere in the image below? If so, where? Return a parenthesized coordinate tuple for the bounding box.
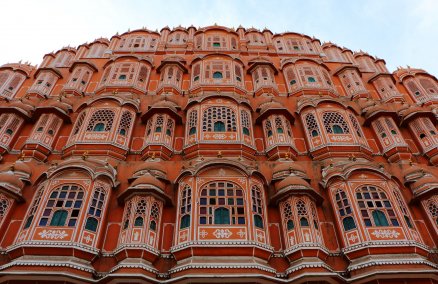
(217, 151, 222, 158)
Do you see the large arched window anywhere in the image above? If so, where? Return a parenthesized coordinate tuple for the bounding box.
(322, 112, 350, 134)
(356, 186, 399, 227)
(199, 181, 245, 225)
(86, 109, 115, 132)
(202, 106, 237, 132)
(39, 185, 84, 227)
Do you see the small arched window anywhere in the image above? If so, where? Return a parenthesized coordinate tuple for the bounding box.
(93, 123, 105, 132)
(308, 77, 316, 83)
(50, 210, 68, 226)
(335, 189, 356, 231)
(134, 216, 144, 227)
(343, 217, 356, 231)
(322, 112, 350, 134)
(189, 127, 196, 135)
(213, 72, 223, 79)
(180, 185, 192, 229)
(372, 210, 389, 226)
(214, 121, 225, 132)
(85, 217, 98, 232)
(87, 109, 115, 132)
(180, 215, 190, 229)
(287, 220, 294, 230)
(214, 208, 230, 224)
(332, 124, 344, 134)
(254, 215, 263, 229)
(251, 185, 264, 229)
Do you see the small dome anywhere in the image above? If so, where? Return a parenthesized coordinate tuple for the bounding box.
(130, 174, 164, 190)
(272, 162, 308, 181)
(275, 176, 311, 192)
(131, 162, 168, 181)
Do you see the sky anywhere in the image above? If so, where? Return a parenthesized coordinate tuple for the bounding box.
(1, 0, 437, 76)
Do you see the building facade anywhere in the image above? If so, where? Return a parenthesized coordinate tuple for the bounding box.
(0, 25, 437, 283)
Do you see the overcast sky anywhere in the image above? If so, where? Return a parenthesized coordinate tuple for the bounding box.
(1, 0, 437, 75)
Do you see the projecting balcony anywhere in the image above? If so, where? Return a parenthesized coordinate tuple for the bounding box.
(156, 76, 183, 96)
(288, 81, 337, 97)
(190, 77, 246, 96)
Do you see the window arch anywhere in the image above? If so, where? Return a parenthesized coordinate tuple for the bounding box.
(202, 107, 237, 132)
(180, 185, 192, 229)
(296, 200, 309, 227)
(265, 119, 273, 137)
(334, 189, 356, 231)
(86, 110, 115, 132)
(149, 202, 160, 231)
(39, 184, 84, 227)
(322, 112, 350, 134)
(199, 181, 245, 225)
(356, 186, 399, 227)
(283, 202, 294, 231)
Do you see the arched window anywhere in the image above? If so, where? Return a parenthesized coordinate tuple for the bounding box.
(86, 110, 115, 132)
(214, 207, 230, 224)
(180, 185, 191, 229)
(308, 77, 316, 83)
(213, 72, 223, 79)
(85, 217, 98, 232)
(50, 210, 68, 226)
(202, 107, 237, 132)
(251, 186, 264, 229)
(393, 189, 414, 229)
(122, 200, 133, 230)
(134, 216, 144, 226)
(214, 121, 225, 132)
(166, 119, 174, 136)
(73, 111, 87, 135)
(134, 198, 147, 227)
(275, 116, 284, 134)
(265, 120, 273, 137)
(322, 112, 350, 134)
(155, 115, 164, 133)
(356, 186, 399, 227)
(39, 185, 84, 227)
(23, 186, 44, 229)
(188, 110, 198, 136)
(334, 189, 356, 231)
(199, 182, 245, 225)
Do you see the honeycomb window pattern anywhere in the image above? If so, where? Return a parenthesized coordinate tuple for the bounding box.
(202, 107, 237, 132)
(322, 112, 350, 134)
(86, 109, 116, 132)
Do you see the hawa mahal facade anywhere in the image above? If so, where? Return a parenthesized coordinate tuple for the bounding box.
(0, 25, 437, 283)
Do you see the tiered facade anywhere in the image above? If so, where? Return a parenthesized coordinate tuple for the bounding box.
(0, 25, 437, 283)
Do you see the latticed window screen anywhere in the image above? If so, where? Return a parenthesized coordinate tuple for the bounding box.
(251, 186, 264, 229)
(265, 119, 273, 137)
(188, 110, 198, 135)
(419, 77, 438, 94)
(166, 118, 174, 136)
(122, 199, 133, 230)
(199, 182, 245, 225)
(117, 111, 133, 136)
(393, 189, 414, 228)
(155, 115, 164, 132)
(322, 112, 350, 134)
(137, 65, 149, 83)
(134, 198, 147, 227)
(86, 110, 115, 131)
(349, 114, 364, 138)
(425, 197, 438, 227)
(85, 187, 106, 232)
(275, 116, 284, 133)
(296, 200, 309, 227)
(283, 202, 294, 230)
(39, 185, 84, 227)
(202, 107, 237, 132)
(73, 112, 87, 135)
(335, 189, 356, 231)
(180, 185, 191, 229)
(356, 186, 399, 227)
(0, 194, 11, 224)
(24, 186, 44, 229)
(149, 202, 160, 231)
(241, 110, 251, 135)
(304, 113, 320, 137)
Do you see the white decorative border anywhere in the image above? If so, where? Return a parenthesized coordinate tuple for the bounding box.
(113, 243, 160, 256)
(7, 241, 99, 254)
(169, 263, 276, 274)
(0, 258, 95, 274)
(170, 240, 273, 253)
(342, 240, 429, 253)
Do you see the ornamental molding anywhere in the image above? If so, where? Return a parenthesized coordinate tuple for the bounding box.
(285, 261, 334, 275)
(113, 243, 160, 256)
(370, 229, 400, 239)
(0, 259, 95, 274)
(170, 240, 273, 253)
(342, 240, 428, 254)
(283, 243, 330, 256)
(108, 262, 159, 274)
(38, 229, 69, 240)
(213, 228, 232, 238)
(347, 257, 438, 272)
(7, 241, 99, 255)
(169, 262, 276, 274)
